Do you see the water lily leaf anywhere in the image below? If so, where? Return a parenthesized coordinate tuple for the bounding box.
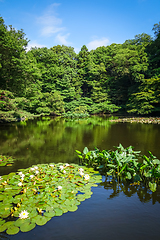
(67, 205, 78, 212)
(0, 161, 102, 235)
(54, 208, 63, 216)
(29, 210, 38, 218)
(91, 183, 98, 187)
(13, 211, 20, 218)
(0, 210, 11, 218)
(60, 206, 68, 213)
(3, 221, 15, 228)
(0, 219, 5, 226)
(33, 215, 50, 226)
(15, 219, 31, 227)
(83, 194, 92, 199)
(6, 226, 19, 235)
(0, 224, 7, 232)
(44, 210, 55, 218)
(76, 194, 86, 201)
(20, 222, 36, 232)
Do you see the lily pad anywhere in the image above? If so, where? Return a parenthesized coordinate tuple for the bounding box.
(44, 210, 55, 218)
(54, 208, 63, 216)
(0, 224, 7, 232)
(20, 222, 36, 232)
(67, 205, 78, 212)
(6, 226, 19, 235)
(0, 162, 102, 235)
(33, 215, 50, 226)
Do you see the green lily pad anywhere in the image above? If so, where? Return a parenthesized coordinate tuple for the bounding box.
(0, 161, 102, 235)
(6, 226, 19, 235)
(67, 205, 78, 212)
(54, 208, 63, 216)
(76, 194, 86, 201)
(0, 219, 5, 226)
(0, 224, 7, 232)
(33, 215, 50, 226)
(44, 210, 55, 218)
(20, 222, 36, 232)
(60, 206, 68, 213)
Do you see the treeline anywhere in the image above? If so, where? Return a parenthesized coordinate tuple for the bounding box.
(0, 16, 160, 121)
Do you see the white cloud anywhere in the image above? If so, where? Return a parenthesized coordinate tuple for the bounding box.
(37, 3, 65, 37)
(26, 41, 46, 51)
(74, 47, 81, 54)
(87, 37, 109, 51)
(56, 33, 71, 45)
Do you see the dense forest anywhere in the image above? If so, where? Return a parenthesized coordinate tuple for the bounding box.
(0, 16, 160, 121)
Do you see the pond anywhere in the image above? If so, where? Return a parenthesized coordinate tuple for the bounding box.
(0, 115, 160, 240)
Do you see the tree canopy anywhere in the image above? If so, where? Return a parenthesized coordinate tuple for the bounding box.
(0, 16, 160, 121)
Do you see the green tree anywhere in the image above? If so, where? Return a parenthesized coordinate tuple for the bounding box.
(0, 17, 31, 94)
(127, 78, 160, 114)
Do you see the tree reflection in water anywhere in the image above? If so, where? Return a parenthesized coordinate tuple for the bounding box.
(101, 177, 160, 204)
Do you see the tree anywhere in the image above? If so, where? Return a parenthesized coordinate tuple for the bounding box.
(127, 78, 160, 114)
(147, 22, 160, 78)
(0, 16, 31, 94)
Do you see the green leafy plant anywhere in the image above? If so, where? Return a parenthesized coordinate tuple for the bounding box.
(0, 155, 14, 167)
(0, 162, 102, 235)
(76, 144, 160, 192)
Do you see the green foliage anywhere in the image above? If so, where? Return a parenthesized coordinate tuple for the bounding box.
(0, 162, 102, 235)
(76, 144, 160, 192)
(91, 101, 120, 114)
(0, 15, 160, 120)
(127, 78, 160, 114)
(0, 155, 14, 167)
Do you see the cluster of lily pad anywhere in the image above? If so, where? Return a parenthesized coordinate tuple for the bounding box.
(0, 155, 14, 167)
(0, 162, 102, 235)
(109, 117, 160, 124)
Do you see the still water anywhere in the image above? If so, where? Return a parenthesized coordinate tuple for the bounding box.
(0, 116, 160, 240)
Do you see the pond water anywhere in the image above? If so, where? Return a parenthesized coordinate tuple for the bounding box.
(0, 115, 160, 240)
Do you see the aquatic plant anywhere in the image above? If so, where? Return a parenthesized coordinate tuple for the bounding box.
(0, 155, 14, 167)
(0, 162, 102, 235)
(109, 117, 160, 124)
(76, 144, 160, 192)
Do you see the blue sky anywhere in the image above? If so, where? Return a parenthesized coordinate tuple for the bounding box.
(0, 0, 160, 53)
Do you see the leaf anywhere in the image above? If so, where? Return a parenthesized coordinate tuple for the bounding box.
(44, 210, 55, 218)
(32, 215, 50, 226)
(75, 150, 82, 155)
(133, 174, 141, 182)
(149, 182, 157, 192)
(67, 205, 78, 212)
(126, 172, 132, 179)
(153, 159, 160, 165)
(107, 164, 116, 169)
(20, 222, 36, 232)
(0, 224, 7, 232)
(54, 208, 63, 216)
(83, 147, 89, 155)
(6, 226, 19, 235)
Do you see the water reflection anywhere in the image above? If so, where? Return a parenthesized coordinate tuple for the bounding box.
(0, 115, 160, 175)
(101, 177, 160, 205)
(0, 116, 160, 240)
